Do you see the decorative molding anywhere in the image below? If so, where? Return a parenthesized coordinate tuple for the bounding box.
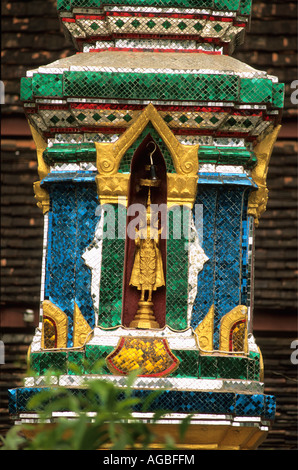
(248, 125, 281, 226)
(194, 304, 214, 353)
(106, 336, 180, 377)
(28, 121, 49, 180)
(95, 103, 199, 207)
(41, 300, 68, 349)
(167, 174, 198, 209)
(33, 181, 50, 214)
(73, 302, 93, 348)
(96, 103, 199, 176)
(219, 305, 248, 353)
(96, 174, 130, 206)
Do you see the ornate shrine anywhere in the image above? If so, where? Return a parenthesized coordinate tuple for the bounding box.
(9, 0, 284, 449)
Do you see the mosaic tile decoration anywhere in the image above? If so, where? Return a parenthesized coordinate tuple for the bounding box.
(21, 48, 284, 146)
(22, 70, 283, 107)
(8, 386, 275, 420)
(43, 179, 100, 346)
(60, 10, 249, 53)
(26, 103, 277, 142)
(191, 181, 255, 346)
(56, 0, 252, 15)
(12, 0, 284, 442)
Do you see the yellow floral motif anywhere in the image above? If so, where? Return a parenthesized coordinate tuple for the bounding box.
(107, 337, 179, 376)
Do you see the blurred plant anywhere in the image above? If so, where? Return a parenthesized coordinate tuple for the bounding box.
(1, 362, 191, 450)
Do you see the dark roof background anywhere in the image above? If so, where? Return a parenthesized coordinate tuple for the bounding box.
(1, 0, 297, 319)
(0, 0, 297, 451)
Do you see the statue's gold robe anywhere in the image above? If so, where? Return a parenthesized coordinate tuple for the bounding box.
(129, 228, 165, 292)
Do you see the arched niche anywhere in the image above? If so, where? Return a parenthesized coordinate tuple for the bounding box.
(122, 134, 167, 328)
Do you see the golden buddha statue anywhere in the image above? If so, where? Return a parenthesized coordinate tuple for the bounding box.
(129, 187, 165, 329)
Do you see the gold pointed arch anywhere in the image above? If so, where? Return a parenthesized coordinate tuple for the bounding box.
(95, 103, 199, 176)
(95, 104, 199, 207)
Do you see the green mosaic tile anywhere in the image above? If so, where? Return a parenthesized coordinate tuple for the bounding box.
(177, 21, 187, 31)
(57, 1, 247, 14)
(123, 113, 133, 122)
(198, 354, 260, 380)
(146, 19, 156, 29)
(213, 23, 223, 33)
(98, 205, 126, 328)
(32, 73, 63, 98)
(215, 0, 240, 10)
(198, 146, 257, 168)
(131, 19, 141, 29)
(85, 344, 114, 374)
(193, 22, 204, 32)
(30, 352, 68, 375)
(63, 71, 239, 103)
(217, 356, 248, 380)
(90, 21, 100, 31)
(118, 123, 175, 173)
(29, 353, 42, 375)
(20, 77, 33, 101)
(240, 0, 252, 15)
(166, 208, 189, 331)
(23, 72, 278, 109)
(162, 20, 172, 30)
(272, 82, 285, 109)
(199, 355, 218, 379)
(240, 78, 272, 104)
(170, 349, 199, 378)
(248, 351, 261, 381)
(68, 351, 85, 375)
(92, 112, 102, 121)
(43, 143, 96, 165)
(115, 19, 125, 28)
(77, 112, 87, 122)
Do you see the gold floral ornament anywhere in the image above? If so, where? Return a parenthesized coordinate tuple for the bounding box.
(106, 337, 180, 377)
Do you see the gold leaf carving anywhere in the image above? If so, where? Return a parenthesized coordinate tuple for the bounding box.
(73, 302, 92, 348)
(28, 122, 49, 180)
(248, 125, 281, 226)
(219, 305, 248, 353)
(95, 103, 199, 177)
(41, 300, 68, 349)
(33, 181, 50, 214)
(194, 304, 214, 352)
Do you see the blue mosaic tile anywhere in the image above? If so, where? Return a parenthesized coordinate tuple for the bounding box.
(75, 184, 100, 329)
(43, 181, 100, 346)
(191, 186, 217, 327)
(213, 188, 244, 346)
(191, 183, 254, 349)
(8, 387, 274, 419)
(8, 389, 17, 414)
(235, 393, 264, 416)
(264, 395, 276, 419)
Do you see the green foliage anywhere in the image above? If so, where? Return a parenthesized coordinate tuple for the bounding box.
(1, 366, 191, 450)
